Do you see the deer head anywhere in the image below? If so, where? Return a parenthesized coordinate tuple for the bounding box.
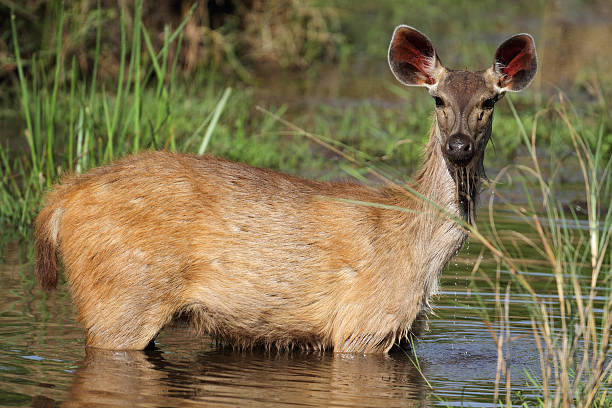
(388, 25, 537, 222)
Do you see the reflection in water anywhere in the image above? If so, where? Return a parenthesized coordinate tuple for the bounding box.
(63, 345, 427, 407)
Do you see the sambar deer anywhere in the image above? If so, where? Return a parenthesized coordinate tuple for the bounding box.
(35, 26, 537, 352)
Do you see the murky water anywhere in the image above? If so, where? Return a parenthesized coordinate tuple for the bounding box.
(2, 191, 600, 407)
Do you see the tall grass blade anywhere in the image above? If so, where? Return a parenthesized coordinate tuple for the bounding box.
(131, 0, 143, 153)
(45, 0, 65, 184)
(10, 11, 37, 177)
(198, 87, 232, 155)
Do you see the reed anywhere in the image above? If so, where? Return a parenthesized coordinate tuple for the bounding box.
(466, 96, 612, 406)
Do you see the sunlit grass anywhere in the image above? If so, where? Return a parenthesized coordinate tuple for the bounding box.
(0, 3, 280, 233)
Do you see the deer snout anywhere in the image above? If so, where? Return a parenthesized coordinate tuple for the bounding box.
(443, 133, 475, 166)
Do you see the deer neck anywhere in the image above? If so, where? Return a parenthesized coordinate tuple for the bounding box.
(415, 121, 487, 224)
(391, 123, 475, 304)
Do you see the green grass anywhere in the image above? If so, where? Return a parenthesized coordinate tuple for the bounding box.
(0, 3, 328, 233)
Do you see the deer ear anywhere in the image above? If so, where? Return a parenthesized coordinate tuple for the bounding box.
(388, 25, 443, 88)
(492, 33, 537, 92)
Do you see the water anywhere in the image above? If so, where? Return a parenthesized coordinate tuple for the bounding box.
(3, 200, 599, 407)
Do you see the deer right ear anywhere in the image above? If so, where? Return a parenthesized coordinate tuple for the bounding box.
(388, 25, 443, 88)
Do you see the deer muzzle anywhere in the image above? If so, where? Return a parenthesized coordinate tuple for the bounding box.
(443, 133, 475, 166)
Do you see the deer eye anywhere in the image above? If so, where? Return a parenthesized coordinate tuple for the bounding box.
(482, 98, 495, 109)
(433, 96, 445, 108)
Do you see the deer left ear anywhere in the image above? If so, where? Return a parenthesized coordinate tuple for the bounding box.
(492, 33, 537, 92)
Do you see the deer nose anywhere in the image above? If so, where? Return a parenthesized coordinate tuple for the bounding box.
(443, 133, 475, 165)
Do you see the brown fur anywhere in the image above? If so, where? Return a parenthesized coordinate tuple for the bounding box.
(34, 235, 58, 290)
(34, 26, 536, 352)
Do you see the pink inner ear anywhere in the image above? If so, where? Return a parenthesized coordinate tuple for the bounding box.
(392, 35, 435, 85)
(502, 48, 533, 78)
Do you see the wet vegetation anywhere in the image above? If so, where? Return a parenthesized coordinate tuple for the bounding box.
(0, 0, 611, 406)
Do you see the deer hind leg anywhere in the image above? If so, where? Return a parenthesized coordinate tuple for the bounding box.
(82, 303, 175, 350)
(61, 240, 187, 350)
(72, 288, 177, 350)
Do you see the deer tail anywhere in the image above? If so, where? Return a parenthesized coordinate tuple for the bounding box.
(34, 200, 63, 291)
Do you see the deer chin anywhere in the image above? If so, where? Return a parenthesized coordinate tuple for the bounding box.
(447, 157, 484, 225)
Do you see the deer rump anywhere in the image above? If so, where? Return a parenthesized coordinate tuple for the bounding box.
(35, 26, 537, 352)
